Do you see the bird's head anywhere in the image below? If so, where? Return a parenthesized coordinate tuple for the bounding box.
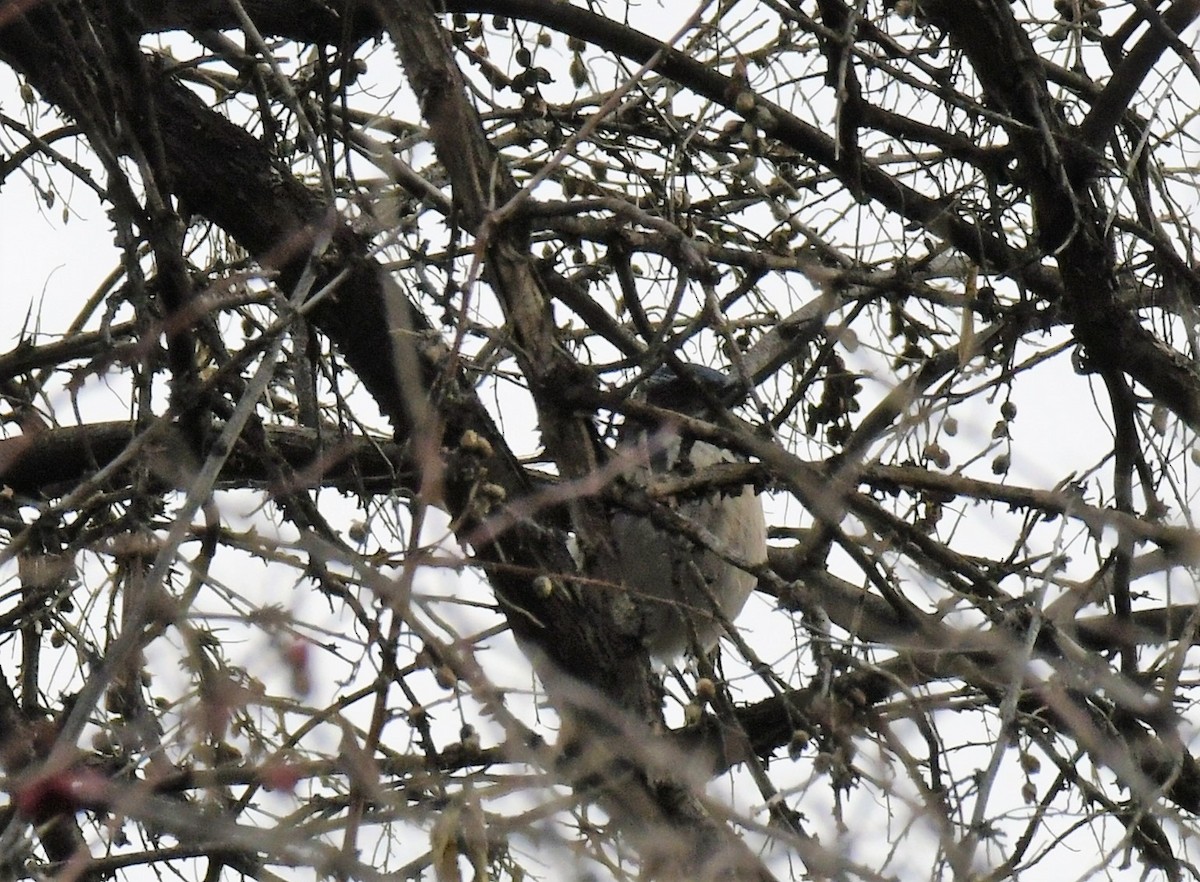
(637, 363, 745, 418)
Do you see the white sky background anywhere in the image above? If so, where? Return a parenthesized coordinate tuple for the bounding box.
(0, 2, 1199, 880)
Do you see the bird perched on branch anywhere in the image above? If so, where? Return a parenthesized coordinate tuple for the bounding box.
(612, 364, 768, 659)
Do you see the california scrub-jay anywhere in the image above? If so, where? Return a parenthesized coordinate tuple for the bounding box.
(612, 364, 767, 659)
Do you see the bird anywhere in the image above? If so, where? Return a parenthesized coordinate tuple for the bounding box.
(611, 363, 767, 660)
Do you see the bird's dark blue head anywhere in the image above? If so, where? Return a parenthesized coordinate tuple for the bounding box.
(640, 363, 743, 415)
